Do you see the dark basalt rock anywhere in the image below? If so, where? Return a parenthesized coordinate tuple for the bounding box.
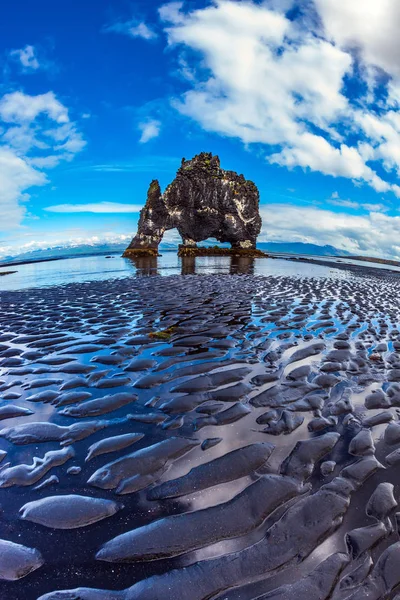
(123, 152, 264, 257)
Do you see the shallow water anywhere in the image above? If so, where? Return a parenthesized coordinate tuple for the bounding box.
(1, 257, 400, 599)
(0, 252, 350, 291)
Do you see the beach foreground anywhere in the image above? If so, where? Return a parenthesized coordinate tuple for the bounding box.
(1, 265, 400, 599)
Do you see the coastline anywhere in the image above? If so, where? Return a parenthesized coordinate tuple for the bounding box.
(2, 248, 400, 277)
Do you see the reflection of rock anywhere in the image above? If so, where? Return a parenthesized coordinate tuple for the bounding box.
(230, 256, 255, 275)
(180, 257, 196, 275)
(124, 256, 159, 276)
(123, 152, 265, 257)
(180, 255, 256, 275)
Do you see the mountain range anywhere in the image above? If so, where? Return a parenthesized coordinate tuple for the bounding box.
(0, 241, 350, 267)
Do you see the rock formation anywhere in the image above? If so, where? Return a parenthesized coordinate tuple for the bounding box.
(123, 152, 265, 257)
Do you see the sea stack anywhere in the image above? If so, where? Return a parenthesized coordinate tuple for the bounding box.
(123, 152, 266, 258)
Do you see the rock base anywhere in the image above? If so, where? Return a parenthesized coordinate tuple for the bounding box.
(122, 248, 161, 258)
(177, 246, 268, 258)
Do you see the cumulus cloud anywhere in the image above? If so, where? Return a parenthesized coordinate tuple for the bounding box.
(45, 202, 142, 213)
(0, 147, 47, 229)
(0, 91, 69, 124)
(10, 45, 40, 70)
(260, 204, 400, 259)
(314, 0, 400, 80)
(138, 119, 161, 143)
(104, 20, 158, 40)
(0, 90, 85, 230)
(159, 0, 400, 197)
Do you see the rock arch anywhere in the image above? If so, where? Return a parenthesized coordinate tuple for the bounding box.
(123, 153, 264, 257)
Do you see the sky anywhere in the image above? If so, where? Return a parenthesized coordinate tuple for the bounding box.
(3, 0, 400, 259)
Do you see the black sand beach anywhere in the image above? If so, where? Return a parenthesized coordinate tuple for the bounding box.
(1, 257, 400, 599)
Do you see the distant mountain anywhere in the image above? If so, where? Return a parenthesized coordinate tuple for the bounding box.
(0, 243, 127, 266)
(0, 240, 349, 266)
(0, 240, 180, 266)
(257, 242, 350, 256)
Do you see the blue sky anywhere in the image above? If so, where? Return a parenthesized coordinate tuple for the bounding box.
(2, 0, 400, 258)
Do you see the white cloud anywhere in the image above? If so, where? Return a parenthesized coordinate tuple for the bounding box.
(104, 20, 158, 40)
(329, 198, 359, 210)
(314, 0, 400, 80)
(260, 204, 400, 259)
(160, 0, 400, 197)
(363, 203, 389, 212)
(326, 193, 389, 213)
(138, 119, 161, 143)
(0, 91, 69, 124)
(0, 147, 47, 229)
(269, 133, 391, 194)
(158, 3, 185, 24)
(0, 91, 85, 231)
(45, 202, 143, 213)
(10, 45, 40, 70)
(129, 22, 158, 40)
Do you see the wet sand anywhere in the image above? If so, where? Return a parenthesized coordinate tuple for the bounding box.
(1, 263, 400, 599)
